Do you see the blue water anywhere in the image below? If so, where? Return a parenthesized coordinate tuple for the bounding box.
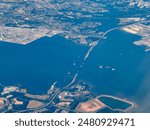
(0, 35, 88, 94)
(78, 30, 150, 112)
(98, 96, 131, 110)
(0, 31, 150, 112)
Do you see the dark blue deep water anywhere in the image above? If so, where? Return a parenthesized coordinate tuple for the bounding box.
(0, 31, 150, 112)
(0, 35, 88, 94)
(78, 30, 150, 112)
(98, 96, 131, 110)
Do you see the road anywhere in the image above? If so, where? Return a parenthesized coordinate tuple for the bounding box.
(15, 72, 78, 113)
(84, 20, 150, 61)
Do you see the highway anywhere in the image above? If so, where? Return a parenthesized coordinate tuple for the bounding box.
(84, 20, 150, 61)
(2, 19, 150, 113)
(15, 72, 78, 113)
